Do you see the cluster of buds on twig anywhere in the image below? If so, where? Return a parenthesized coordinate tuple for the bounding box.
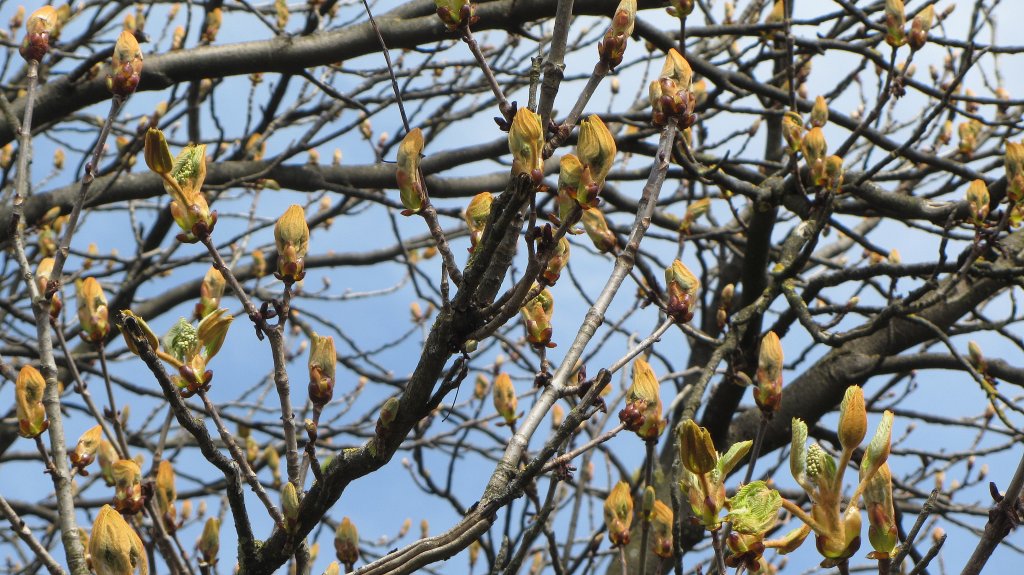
(20, 6, 59, 62)
(195, 266, 225, 320)
(618, 358, 665, 440)
(335, 517, 360, 569)
(76, 277, 110, 343)
(492, 372, 518, 425)
(603, 481, 633, 546)
(108, 30, 143, 98)
(69, 425, 102, 474)
(665, 259, 700, 323)
(145, 129, 218, 242)
(276, 204, 310, 283)
(308, 333, 337, 407)
(753, 331, 784, 414)
(159, 310, 233, 396)
(397, 128, 426, 215)
(581, 207, 617, 253)
(597, 0, 636, 70)
(521, 287, 555, 348)
(509, 108, 545, 185)
(112, 459, 145, 514)
(465, 192, 493, 252)
(90, 505, 148, 575)
(788, 386, 894, 566)
(677, 419, 752, 531)
(16, 366, 48, 438)
(435, 0, 477, 31)
(650, 50, 697, 128)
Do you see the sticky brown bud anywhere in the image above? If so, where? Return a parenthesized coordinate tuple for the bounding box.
(90, 505, 147, 575)
(144, 128, 174, 175)
(810, 96, 829, 128)
(909, 5, 934, 51)
(275, 205, 309, 283)
(838, 385, 867, 451)
(665, 259, 700, 323)
(603, 481, 633, 546)
(20, 6, 59, 62)
(509, 108, 545, 184)
(15, 364, 47, 435)
(199, 518, 220, 564)
(966, 179, 990, 225)
(335, 517, 359, 567)
(308, 333, 337, 407)
(109, 30, 143, 97)
(493, 372, 518, 425)
(677, 419, 716, 475)
(754, 332, 783, 413)
(397, 128, 425, 215)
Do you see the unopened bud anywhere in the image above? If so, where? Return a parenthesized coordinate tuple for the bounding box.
(509, 108, 544, 184)
(20, 6, 59, 62)
(112, 459, 144, 514)
(144, 128, 174, 175)
(521, 288, 555, 348)
(335, 517, 359, 567)
(581, 207, 617, 253)
(109, 30, 143, 97)
(397, 128, 426, 215)
(435, 0, 476, 31)
(282, 482, 300, 530)
(782, 111, 804, 153)
(966, 180, 990, 225)
(492, 372, 518, 425)
(199, 517, 220, 564)
(603, 481, 633, 546)
(465, 192, 493, 251)
(665, 259, 700, 323)
(754, 332, 783, 413)
(884, 0, 907, 48)
(76, 277, 110, 343)
(275, 205, 309, 283)
(70, 425, 103, 473)
(15, 365, 48, 438)
(838, 385, 867, 451)
(90, 505, 147, 575)
(810, 96, 829, 128)
(909, 5, 934, 51)
(677, 419, 716, 475)
(308, 334, 337, 407)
